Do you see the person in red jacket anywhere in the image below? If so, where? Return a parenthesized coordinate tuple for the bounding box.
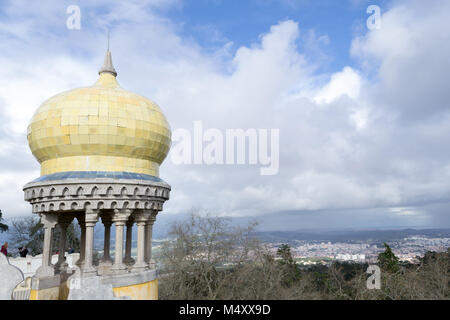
(1, 242, 8, 256)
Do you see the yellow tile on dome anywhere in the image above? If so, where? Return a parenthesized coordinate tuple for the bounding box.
(89, 126, 98, 134)
(68, 126, 77, 134)
(117, 118, 128, 127)
(114, 126, 123, 135)
(78, 135, 90, 144)
(98, 145, 108, 153)
(128, 120, 136, 129)
(99, 108, 108, 117)
(79, 116, 89, 125)
(70, 145, 83, 154)
(89, 135, 101, 144)
(69, 117, 79, 125)
(98, 126, 108, 135)
(107, 126, 118, 135)
(125, 136, 136, 146)
(116, 135, 126, 145)
(118, 109, 127, 118)
(62, 135, 71, 144)
(108, 115, 118, 125)
(88, 107, 99, 115)
(70, 135, 80, 144)
(98, 135, 108, 144)
(88, 116, 99, 125)
(80, 108, 89, 116)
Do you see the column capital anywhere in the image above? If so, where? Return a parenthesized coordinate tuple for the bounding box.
(112, 209, 132, 224)
(40, 213, 58, 229)
(85, 209, 99, 225)
(145, 210, 158, 225)
(133, 211, 151, 224)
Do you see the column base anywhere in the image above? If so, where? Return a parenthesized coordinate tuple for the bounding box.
(111, 264, 128, 273)
(36, 265, 56, 278)
(130, 262, 148, 273)
(146, 259, 156, 269)
(30, 274, 61, 300)
(81, 266, 97, 276)
(99, 258, 113, 267)
(98, 259, 113, 276)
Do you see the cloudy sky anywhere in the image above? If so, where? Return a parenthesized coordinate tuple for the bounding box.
(1, 0, 450, 231)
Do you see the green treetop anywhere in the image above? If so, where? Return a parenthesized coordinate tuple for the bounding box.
(378, 243, 400, 273)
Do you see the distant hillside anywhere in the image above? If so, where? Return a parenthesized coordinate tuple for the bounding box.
(253, 228, 450, 244)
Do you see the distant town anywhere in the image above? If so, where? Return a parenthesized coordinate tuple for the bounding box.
(256, 229, 450, 266)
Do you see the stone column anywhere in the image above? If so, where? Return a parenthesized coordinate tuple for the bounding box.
(145, 211, 158, 267)
(76, 216, 86, 267)
(54, 216, 74, 273)
(36, 213, 58, 278)
(111, 209, 131, 273)
(99, 213, 113, 266)
(131, 212, 150, 272)
(82, 209, 99, 275)
(123, 218, 135, 265)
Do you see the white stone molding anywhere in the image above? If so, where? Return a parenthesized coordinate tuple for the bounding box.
(23, 179, 170, 214)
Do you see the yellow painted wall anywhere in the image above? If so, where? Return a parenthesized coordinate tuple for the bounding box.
(30, 287, 60, 300)
(113, 279, 158, 300)
(29, 279, 158, 300)
(59, 281, 70, 300)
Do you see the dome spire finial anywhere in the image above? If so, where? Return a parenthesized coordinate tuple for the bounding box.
(99, 30, 117, 77)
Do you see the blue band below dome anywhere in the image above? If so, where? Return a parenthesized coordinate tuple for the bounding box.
(31, 171, 164, 183)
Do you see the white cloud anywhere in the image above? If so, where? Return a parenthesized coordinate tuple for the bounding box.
(314, 67, 361, 104)
(0, 0, 449, 229)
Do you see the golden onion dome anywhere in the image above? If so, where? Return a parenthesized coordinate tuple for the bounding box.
(27, 50, 171, 177)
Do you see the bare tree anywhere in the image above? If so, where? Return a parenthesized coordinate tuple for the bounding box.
(8, 216, 44, 256)
(8, 216, 81, 256)
(157, 211, 449, 300)
(158, 211, 314, 300)
(0, 209, 8, 233)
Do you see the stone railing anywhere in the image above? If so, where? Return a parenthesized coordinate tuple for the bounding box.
(9, 253, 80, 278)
